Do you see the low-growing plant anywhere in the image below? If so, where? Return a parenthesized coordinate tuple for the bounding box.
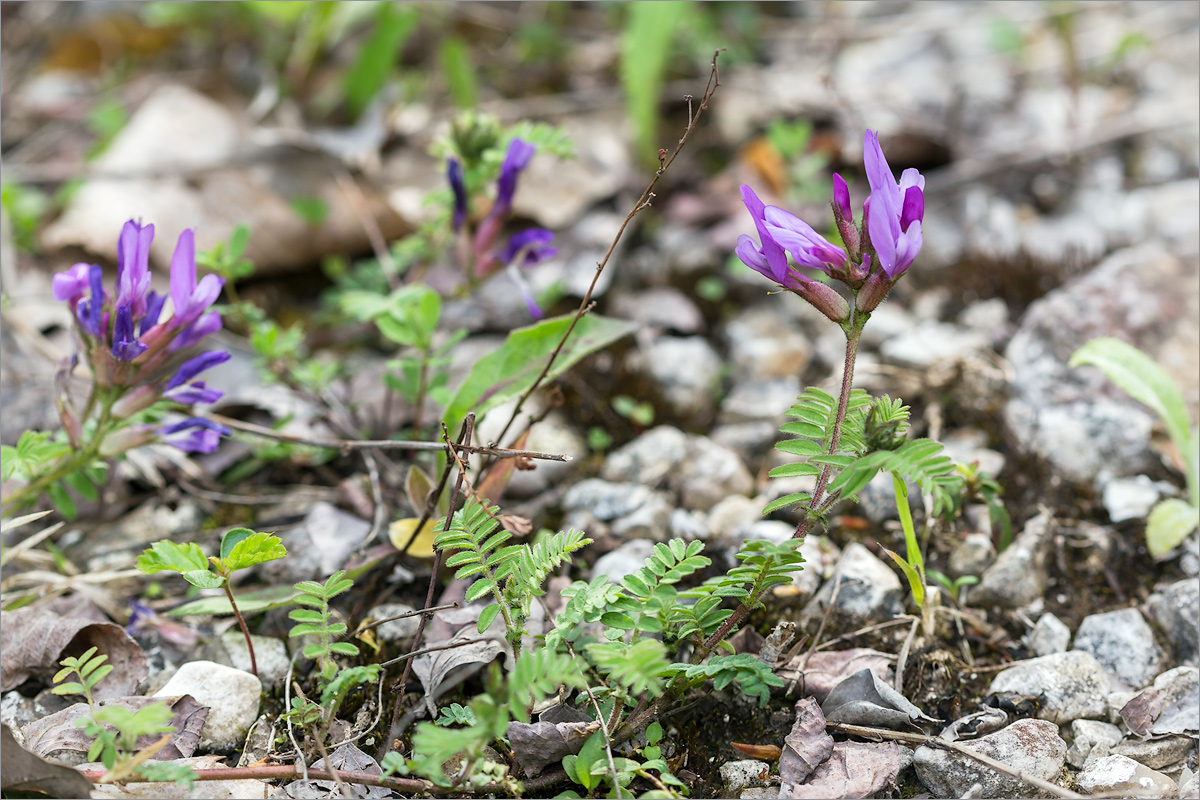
(137, 528, 287, 676)
(53, 651, 197, 788)
(1070, 337, 1200, 556)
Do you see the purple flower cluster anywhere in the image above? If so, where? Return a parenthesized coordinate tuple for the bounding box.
(447, 138, 558, 317)
(54, 220, 231, 453)
(737, 130, 926, 321)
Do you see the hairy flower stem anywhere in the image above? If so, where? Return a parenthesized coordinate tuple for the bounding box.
(223, 581, 258, 677)
(693, 312, 865, 659)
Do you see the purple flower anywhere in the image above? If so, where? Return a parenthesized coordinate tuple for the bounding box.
(141, 291, 166, 335)
(832, 174, 853, 222)
(159, 417, 230, 453)
(735, 185, 797, 289)
(502, 228, 557, 266)
(164, 350, 230, 404)
(448, 157, 468, 231)
(762, 205, 849, 275)
(110, 304, 148, 362)
(116, 220, 154, 319)
(863, 130, 924, 279)
(168, 229, 225, 333)
(53, 263, 93, 304)
(73, 264, 106, 337)
(494, 138, 536, 217)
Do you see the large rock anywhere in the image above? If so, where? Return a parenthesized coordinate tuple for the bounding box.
(913, 719, 1067, 799)
(801, 543, 903, 624)
(1003, 244, 1199, 487)
(987, 651, 1112, 724)
(1073, 608, 1166, 690)
(1147, 578, 1200, 666)
(154, 661, 260, 752)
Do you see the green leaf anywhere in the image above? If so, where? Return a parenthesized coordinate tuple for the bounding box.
(1145, 498, 1200, 558)
(343, 3, 417, 118)
(52, 682, 85, 696)
(137, 541, 211, 577)
(221, 531, 288, 572)
(1070, 338, 1192, 463)
(882, 548, 925, 607)
(443, 313, 637, 440)
(166, 585, 299, 617)
(621, 2, 690, 166)
(575, 730, 605, 790)
(64, 470, 98, 501)
(478, 602, 502, 633)
(329, 641, 359, 656)
(439, 36, 478, 109)
(48, 481, 76, 520)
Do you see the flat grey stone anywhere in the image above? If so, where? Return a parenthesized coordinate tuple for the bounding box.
(1074, 607, 1166, 690)
(1112, 735, 1198, 771)
(988, 651, 1112, 724)
(914, 719, 1067, 799)
(802, 543, 903, 625)
(1027, 613, 1072, 657)
(1147, 579, 1200, 666)
(972, 512, 1052, 609)
(1066, 719, 1124, 769)
(1076, 754, 1177, 799)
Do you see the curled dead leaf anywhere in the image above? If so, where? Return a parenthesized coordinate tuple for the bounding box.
(731, 742, 783, 760)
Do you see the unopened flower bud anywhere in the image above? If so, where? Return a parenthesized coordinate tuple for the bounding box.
(856, 270, 894, 313)
(790, 274, 850, 324)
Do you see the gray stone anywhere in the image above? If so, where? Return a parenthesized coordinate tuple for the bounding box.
(1074, 608, 1166, 690)
(562, 479, 656, 521)
(1102, 475, 1176, 523)
(1147, 579, 1200, 666)
(1179, 769, 1198, 800)
(591, 540, 657, 584)
(879, 321, 990, 368)
(710, 422, 779, 467)
(972, 513, 1053, 610)
(802, 543, 903, 624)
(609, 287, 704, 334)
(719, 377, 802, 423)
(913, 719, 1067, 799)
(212, 633, 290, 690)
(949, 532, 997, 580)
(1112, 736, 1198, 771)
(723, 307, 813, 383)
(627, 335, 722, 423)
(1066, 719, 1124, 769)
(719, 759, 770, 796)
(791, 536, 841, 596)
(1027, 613, 1072, 657)
(503, 414, 586, 499)
(707, 494, 769, 543)
(668, 508, 709, 541)
(1003, 245, 1196, 486)
(611, 491, 674, 542)
(154, 660, 261, 752)
(738, 789, 778, 800)
(369, 602, 420, 644)
(600, 426, 690, 487)
(672, 437, 755, 512)
(260, 502, 368, 584)
(1076, 754, 1178, 799)
(987, 651, 1112, 724)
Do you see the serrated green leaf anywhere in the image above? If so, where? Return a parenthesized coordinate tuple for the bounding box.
(138, 541, 210, 575)
(219, 528, 255, 562)
(222, 531, 287, 572)
(1146, 498, 1200, 557)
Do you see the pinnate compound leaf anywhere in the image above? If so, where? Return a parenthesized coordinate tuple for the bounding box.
(1145, 498, 1200, 557)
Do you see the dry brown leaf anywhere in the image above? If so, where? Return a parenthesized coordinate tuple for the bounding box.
(0, 606, 147, 697)
(778, 697, 833, 787)
(784, 741, 902, 799)
(508, 720, 602, 777)
(780, 648, 892, 704)
(21, 695, 208, 765)
(732, 742, 783, 760)
(1, 723, 94, 798)
(821, 668, 938, 729)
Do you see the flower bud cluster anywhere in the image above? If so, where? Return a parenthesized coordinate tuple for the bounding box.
(736, 129, 925, 323)
(447, 138, 558, 317)
(53, 220, 231, 454)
